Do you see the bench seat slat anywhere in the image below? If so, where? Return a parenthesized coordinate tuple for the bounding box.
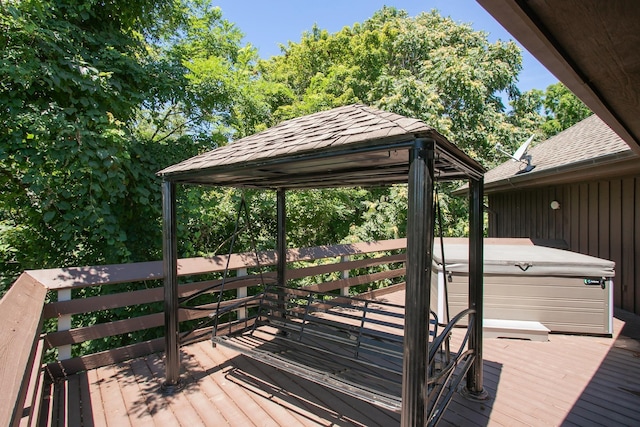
(251, 322, 405, 375)
(210, 284, 472, 419)
(213, 333, 403, 412)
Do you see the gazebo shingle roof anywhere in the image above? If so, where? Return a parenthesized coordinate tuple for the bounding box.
(158, 104, 484, 188)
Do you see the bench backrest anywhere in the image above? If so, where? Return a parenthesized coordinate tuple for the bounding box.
(254, 285, 437, 365)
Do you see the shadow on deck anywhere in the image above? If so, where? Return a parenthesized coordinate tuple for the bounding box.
(562, 309, 640, 426)
(45, 296, 640, 427)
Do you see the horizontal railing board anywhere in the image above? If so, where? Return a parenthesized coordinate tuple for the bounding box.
(42, 253, 405, 319)
(44, 296, 254, 348)
(286, 239, 406, 263)
(29, 253, 275, 291)
(27, 261, 165, 290)
(45, 337, 166, 379)
(43, 274, 275, 319)
(28, 239, 406, 291)
(44, 285, 164, 320)
(356, 282, 406, 300)
(304, 268, 406, 293)
(0, 273, 47, 427)
(287, 253, 406, 280)
(45, 313, 166, 348)
(45, 322, 227, 378)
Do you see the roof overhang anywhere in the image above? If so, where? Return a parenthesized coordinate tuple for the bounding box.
(477, 0, 640, 155)
(159, 138, 482, 189)
(480, 151, 640, 194)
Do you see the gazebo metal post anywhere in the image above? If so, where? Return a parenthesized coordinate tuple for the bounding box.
(162, 180, 181, 390)
(401, 138, 435, 427)
(276, 188, 286, 286)
(466, 177, 485, 396)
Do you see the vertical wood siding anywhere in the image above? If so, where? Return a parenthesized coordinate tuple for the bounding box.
(488, 177, 639, 314)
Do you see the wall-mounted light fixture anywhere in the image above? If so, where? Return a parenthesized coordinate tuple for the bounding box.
(550, 200, 561, 210)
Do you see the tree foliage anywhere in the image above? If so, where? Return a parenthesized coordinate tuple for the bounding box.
(260, 7, 527, 165)
(2, 1, 163, 275)
(1, 2, 600, 359)
(252, 7, 531, 242)
(510, 82, 592, 139)
(0, 0, 267, 294)
(1, 3, 592, 299)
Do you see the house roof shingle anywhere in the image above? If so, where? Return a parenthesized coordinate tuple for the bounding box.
(482, 114, 636, 191)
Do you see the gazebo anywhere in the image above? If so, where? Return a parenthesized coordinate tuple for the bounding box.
(157, 104, 486, 426)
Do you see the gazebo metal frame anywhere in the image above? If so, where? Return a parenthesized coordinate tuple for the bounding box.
(157, 104, 486, 426)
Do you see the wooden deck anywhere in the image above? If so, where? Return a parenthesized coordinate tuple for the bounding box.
(44, 289, 640, 426)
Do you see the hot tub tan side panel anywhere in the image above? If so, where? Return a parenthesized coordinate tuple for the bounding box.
(432, 270, 613, 335)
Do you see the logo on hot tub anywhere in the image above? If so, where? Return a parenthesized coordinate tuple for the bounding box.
(583, 278, 606, 289)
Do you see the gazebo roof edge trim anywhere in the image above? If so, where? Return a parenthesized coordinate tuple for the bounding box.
(160, 135, 418, 181)
(158, 104, 485, 188)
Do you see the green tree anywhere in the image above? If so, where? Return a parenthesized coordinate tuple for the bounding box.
(256, 7, 529, 240)
(260, 7, 525, 164)
(510, 82, 592, 140)
(0, 0, 268, 296)
(0, 0, 285, 359)
(1, 1, 169, 276)
(540, 82, 592, 136)
(152, 2, 279, 142)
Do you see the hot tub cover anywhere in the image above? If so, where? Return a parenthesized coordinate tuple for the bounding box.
(433, 243, 615, 277)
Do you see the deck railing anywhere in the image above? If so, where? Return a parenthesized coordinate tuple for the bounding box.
(1, 238, 408, 427)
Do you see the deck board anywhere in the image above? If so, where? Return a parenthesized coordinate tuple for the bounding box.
(47, 289, 640, 426)
(209, 343, 335, 426)
(85, 368, 107, 427)
(186, 343, 260, 426)
(96, 363, 132, 427)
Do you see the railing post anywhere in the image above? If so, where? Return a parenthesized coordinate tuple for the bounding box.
(57, 288, 72, 360)
(340, 255, 350, 296)
(402, 138, 435, 427)
(464, 176, 487, 400)
(236, 268, 248, 319)
(162, 180, 181, 391)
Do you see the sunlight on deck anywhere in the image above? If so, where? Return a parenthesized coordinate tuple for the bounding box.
(46, 289, 640, 427)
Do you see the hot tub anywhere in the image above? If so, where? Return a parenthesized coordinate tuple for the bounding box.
(430, 240, 615, 335)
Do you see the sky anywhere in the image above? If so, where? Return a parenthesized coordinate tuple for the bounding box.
(213, 0, 558, 93)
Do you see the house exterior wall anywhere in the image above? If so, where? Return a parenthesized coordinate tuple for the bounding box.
(488, 176, 640, 314)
